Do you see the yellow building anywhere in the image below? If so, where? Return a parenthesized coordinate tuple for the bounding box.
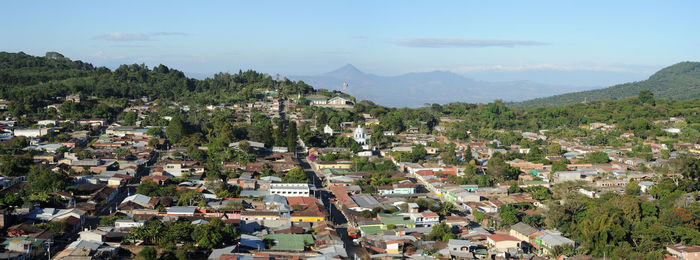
(386, 241, 402, 254)
(290, 215, 326, 223)
(315, 161, 353, 171)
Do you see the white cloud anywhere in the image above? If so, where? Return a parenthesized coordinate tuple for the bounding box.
(431, 63, 643, 73)
(93, 32, 151, 41)
(395, 38, 548, 48)
(93, 32, 188, 42)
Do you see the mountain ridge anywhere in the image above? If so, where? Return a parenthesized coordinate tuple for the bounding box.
(510, 61, 700, 108)
(291, 65, 595, 107)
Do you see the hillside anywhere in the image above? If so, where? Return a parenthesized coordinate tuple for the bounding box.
(0, 51, 323, 105)
(511, 62, 700, 108)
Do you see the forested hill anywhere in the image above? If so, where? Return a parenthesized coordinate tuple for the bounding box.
(511, 61, 700, 108)
(0, 51, 336, 113)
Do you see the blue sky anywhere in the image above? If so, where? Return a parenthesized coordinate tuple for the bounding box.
(2, 0, 699, 86)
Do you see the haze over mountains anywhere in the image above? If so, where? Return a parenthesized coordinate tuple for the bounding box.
(291, 64, 600, 107)
(512, 61, 700, 108)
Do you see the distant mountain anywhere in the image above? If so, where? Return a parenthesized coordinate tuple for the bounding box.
(512, 62, 700, 108)
(291, 65, 595, 107)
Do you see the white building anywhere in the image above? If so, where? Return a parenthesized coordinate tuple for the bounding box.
(13, 128, 50, 137)
(323, 125, 334, 135)
(662, 128, 682, 134)
(353, 125, 366, 145)
(37, 120, 58, 126)
(269, 183, 311, 197)
(114, 219, 145, 229)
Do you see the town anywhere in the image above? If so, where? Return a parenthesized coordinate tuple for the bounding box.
(0, 52, 698, 260)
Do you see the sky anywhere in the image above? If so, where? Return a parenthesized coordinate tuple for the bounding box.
(2, 0, 699, 86)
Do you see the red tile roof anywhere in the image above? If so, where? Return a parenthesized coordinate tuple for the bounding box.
(488, 234, 519, 242)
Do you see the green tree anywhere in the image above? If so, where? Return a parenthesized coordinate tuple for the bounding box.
(551, 159, 569, 173)
(547, 143, 563, 155)
(508, 183, 521, 194)
(587, 151, 610, 164)
(273, 120, 286, 146)
(425, 222, 455, 241)
(148, 138, 160, 148)
(137, 247, 157, 260)
(124, 111, 138, 126)
(625, 180, 640, 196)
(177, 189, 204, 206)
(463, 145, 474, 163)
(487, 153, 521, 181)
(287, 121, 297, 154)
(638, 90, 655, 105)
(165, 115, 189, 144)
(680, 157, 700, 180)
(0, 154, 32, 177)
(498, 205, 520, 227)
(529, 186, 552, 201)
(438, 202, 456, 216)
(27, 165, 69, 193)
(409, 144, 428, 162)
(282, 167, 308, 183)
(522, 214, 544, 228)
(550, 244, 575, 258)
(191, 218, 233, 249)
(146, 127, 163, 137)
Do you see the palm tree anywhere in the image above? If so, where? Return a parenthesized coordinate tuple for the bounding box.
(439, 202, 456, 216)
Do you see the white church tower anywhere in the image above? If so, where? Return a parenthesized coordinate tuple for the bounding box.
(323, 124, 334, 135)
(353, 125, 366, 145)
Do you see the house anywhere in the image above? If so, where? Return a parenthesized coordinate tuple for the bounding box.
(510, 222, 538, 242)
(667, 244, 700, 260)
(114, 219, 145, 229)
(306, 95, 328, 105)
(239, 234, 265, 251)
(449, 239, 478, 258)
(66, 94, 81, 103)
(662, 128, 682, 134)
(638, 181, 654, 193)
(263, 234, 314, 251)
(406, 203, 419, 213)
(487, 234, 521, 253)
(239, 211, 282, 221)
(2, 237, 47, 259)
(28, 208, 85, 223)
(207, 245, 238, 260)
(37, 120, 58, 126)
(386, 240, 402, 254)
(328, 96, 353, 105)
(13, 128, 50, 137)
(165, 206, 197, 216)
(164, 161, 204, 177)
(409, 212, 440, 227)
(314, 161, 353, 171)
(455, 192, 481, 203)
(533, 230, 576, 256)
(350, 193, 379, 212)
(79, 229, 106, 242)
(269, 183, 311, 197)
(264, 194, 290, 211)
(556, 171, 583, 183)
(378, 213, 415, 229)
(287, 196, 327, 222)
(377, 181, 416, 195)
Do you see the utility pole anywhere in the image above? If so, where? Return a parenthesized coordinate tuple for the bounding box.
(45, 239, 53, 260)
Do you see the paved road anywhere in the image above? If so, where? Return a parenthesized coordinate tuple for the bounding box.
(298, 154, 359, 259)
